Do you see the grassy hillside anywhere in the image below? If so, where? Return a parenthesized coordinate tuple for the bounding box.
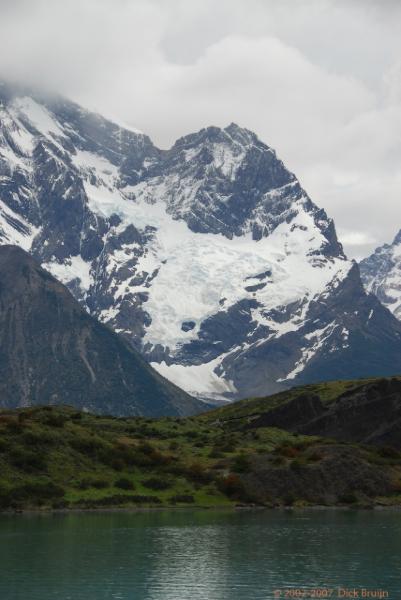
(2, 377, 401, 511)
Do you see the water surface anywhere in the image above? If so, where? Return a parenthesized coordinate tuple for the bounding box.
(1, 509, 400, 599)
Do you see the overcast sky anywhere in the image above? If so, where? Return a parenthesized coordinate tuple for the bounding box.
(1, 0, 401, 259)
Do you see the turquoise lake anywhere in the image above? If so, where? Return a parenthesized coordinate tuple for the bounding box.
(1, 509, 400, 599)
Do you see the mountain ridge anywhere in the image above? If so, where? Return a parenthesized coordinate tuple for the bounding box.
(1, 81, 401, 400)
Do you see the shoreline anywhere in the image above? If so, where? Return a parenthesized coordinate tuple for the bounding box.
(2, 503, 401, 516)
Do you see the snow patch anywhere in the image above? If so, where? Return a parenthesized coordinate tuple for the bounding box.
(12, 97, 66, 139)
(152, 358, 236, 398)
(43, 255, 93, 291)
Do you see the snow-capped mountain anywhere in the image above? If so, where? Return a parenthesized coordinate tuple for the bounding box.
(1, 80, 401, 401)
(360, 230, 401, 320)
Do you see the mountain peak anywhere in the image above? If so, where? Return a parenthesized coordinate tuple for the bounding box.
(2, 87, 401, 403)
(393, 229, 401, 246)
(223, 122, 262, 146)
(360, 230, 401, 320)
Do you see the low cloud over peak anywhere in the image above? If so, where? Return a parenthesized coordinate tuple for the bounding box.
(0, 0, 400, 258)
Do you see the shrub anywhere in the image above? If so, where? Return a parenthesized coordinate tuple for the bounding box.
(272, 455, 286, 466)
(137, 442, 155, 455)
(70, 436, 107, 457)
(379, 446, 401, 459)
(2, 482, 65, 507)
(44, 414, 66, 428)
(276, 445, 299, 458)
(185, 462, 211, 483)
(114, 477, 135, 491)
(131, 495, 162, 504)
(218, 473, 245, 499)
(308, 451, 323, 462)
(208, 448, 223, 458)
(390, 480, 401, 494)
(283, 493, 295, 506)
(78, 478, 109, 490)
(231, 453, 250, 473)
(290, 458, 304, 472)
(52, 499, 70, 509)
(109, 458, 126, 472)
(6, 420, 23, 434)
(22, 430, 56, 446)
(169, 494, 195, 504)
(339, 492, 358, 505)
(142, 477, 170, 491)
(10, 448, 47, 472)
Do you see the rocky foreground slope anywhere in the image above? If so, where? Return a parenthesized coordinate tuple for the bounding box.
(1, 82, 401, 400)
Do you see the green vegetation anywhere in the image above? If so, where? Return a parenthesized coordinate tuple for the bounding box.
(1, 377, 401, 511)
(0, 405, 302, 510)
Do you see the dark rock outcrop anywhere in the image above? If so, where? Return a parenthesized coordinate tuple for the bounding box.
(248, 378, 401, 448)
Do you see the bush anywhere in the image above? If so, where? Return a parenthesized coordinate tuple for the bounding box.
(339, 492, 358, 504)
(10, 448, 47, 472)
(276, 445, 299, 458)
(6, 420, 23, 434)
(290, 458, 304, 472)
(378, 446, 401, 459)
(130, 495, 162, 504)
(44, 414, 67, 428)
(185, 462, 211, 483)
(70, 436, 108, 457)
(137, 442, 155, 455)
(308, 451, 323, 462)
(114, 477, 135, 491)
(390, 480, 401, 494)
(169, 494, 195, 504)
(231, 453, 250, 473)
(283, 493, 295, 506)
(208, 448, 223, 458)
(218, 473, 245, 499)
(1, 482, 65, 507)
(271, 455, 286, 466)
(133, 443, 173, 467)
(22, 430, 56, 446)
(77, 478, 109, 490)
(142, 477, 170, 491)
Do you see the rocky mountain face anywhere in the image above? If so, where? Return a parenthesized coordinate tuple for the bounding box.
(0, 245, 202, 416)
(360, 230, 401, 320)
(1, 81, 401, 401)
(246, 377, 401, 448)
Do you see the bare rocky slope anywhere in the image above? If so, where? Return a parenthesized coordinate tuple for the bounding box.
(0, 245, 203, 416)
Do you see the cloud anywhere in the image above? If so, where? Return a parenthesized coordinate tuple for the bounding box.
(0, 0, 400, 259)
